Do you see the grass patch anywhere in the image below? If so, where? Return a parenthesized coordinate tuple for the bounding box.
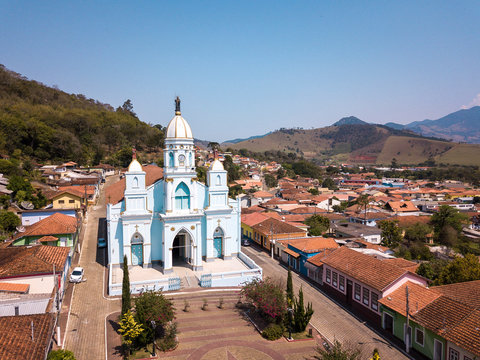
(285, 330, 313, 340)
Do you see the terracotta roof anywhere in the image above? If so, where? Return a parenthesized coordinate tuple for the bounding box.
(431, 280, 480, 308)
(58, 185, 95, 196)
(289, 206, 325, 214)
(241, 205, 265, 214)
(13, 213, 78, 240)
(0, 313, 54, 360)
(350, 239, 390, 253)
(287, 237, 339, 253)
(387, 201, 419, 212)
(252, 190, 274, 198)
(38, 235, 58, 243)
(283, 248, 300, 258)
(46, 188, 84, 200)
(0, 245, 70, 278)
(306, 249, 338, 266)
(241, 212, 268, 227)
(321, 247, 422, 292)
(379, 281, 440, 317)
(0, 282, 30, 293)
(252, 218, 306, 236)
(442, 308, 480, 356)
(382, 258, 419, 272)
(106, 165, 164, 204)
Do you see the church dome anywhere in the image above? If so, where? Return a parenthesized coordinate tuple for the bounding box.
(210, 159, 224, 171)
(166, 115, 193, 139)
(165, 96, 193, 139)
(128, 159, 143, 172)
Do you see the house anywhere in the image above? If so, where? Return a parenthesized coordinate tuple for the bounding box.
(252, 190, 274, 203)
(0, 313, 55, 359)
(250, 217, 307, 253)
(46, 189, 84, 209)
(348, 211, 391, 227)
(277, 237, 339, 275)
(308, 247, 427, 326)
(12, 213, 79, 253)
(333, 222, 382, 244)
(19, 208, 78, 227)
(379, 280, 480, 360)
(0, 245, 71, 316)
(386, 201, 420, 215)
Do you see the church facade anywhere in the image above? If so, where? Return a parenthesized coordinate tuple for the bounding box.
(106, 98, 246, 279)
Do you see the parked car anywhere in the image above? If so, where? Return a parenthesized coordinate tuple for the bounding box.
(97, 237, 106, 248)
(242, 239, 251, 247)
(69, 267, 84, 283)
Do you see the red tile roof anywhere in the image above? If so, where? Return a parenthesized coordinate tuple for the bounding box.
(252, 218, 306, 236)
(0, 282, 30, 293)
(287, 237, 339, 253)
(38, 235, 58, 243)
(431, 280, 480, 308)
(0, 313, 54, 360)
(14, 213, 78, 240)
(106, 165, 163, 204)
(387, 201, 419, 212)
(0, 245, 70, 277)
(320, 247, 424, 291)
(241, 212, 268, 227)
(382, 258, 419, 272)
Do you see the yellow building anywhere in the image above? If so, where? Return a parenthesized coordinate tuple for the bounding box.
(50, 190, 84, 209)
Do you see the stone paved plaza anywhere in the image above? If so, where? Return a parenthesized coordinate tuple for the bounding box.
(107, 290, 321, 360)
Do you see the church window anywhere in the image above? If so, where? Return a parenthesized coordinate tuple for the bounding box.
(169, 152, 174, 167)
(131, 232, 143, 244)
(175, 182, 190, 210)
(133, 176, 139, 188)
(189, 152, 192, 166)
(216, 175, 221, 186)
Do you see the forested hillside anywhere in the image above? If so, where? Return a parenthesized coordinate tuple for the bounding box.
(0, 65, 164, 165)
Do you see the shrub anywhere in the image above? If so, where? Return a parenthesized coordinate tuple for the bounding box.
(156, 322, 178, 352)
(47, 350, 76, 360)
(241, 277, 286, 323)
(262, 323, 284, 340)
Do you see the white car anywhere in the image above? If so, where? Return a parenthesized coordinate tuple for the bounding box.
(69, 267, 84, 283)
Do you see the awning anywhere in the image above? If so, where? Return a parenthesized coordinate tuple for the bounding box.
(283, 248, 300, 259)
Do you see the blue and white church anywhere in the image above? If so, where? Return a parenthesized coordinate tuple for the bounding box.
(106, 98, 261, 293)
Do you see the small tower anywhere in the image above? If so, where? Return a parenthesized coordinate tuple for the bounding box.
(207, 159, 229, 209)
(124, 148, 147, 213)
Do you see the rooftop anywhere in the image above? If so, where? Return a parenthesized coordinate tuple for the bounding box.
(13, 212, 78, 240)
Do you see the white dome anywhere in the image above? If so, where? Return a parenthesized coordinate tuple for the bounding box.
(128, 159, 143, 172)
(166, 115, 193, 139)
(210, 159, 224, 171)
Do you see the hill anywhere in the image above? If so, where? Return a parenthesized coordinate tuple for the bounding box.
(223, 132, 271, 144)
(0, 65, 164, 165)
(385, 106, 480, 143)
(332, 116, 367, 126)
(229, 123, 480, 166)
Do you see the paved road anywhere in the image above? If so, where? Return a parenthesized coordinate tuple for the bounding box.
(64, 176, 120, 360)
(242, 246, 411, 360)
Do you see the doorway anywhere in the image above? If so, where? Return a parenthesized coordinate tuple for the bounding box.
(172, 231, 192, 265)
(346, 280, 353, 305)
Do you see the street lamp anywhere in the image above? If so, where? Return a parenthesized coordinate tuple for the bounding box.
(150, 320, 156, 357)
(287, 307, 294, 340)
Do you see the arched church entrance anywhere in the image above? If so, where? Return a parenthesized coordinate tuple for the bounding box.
(172, 230, 193, 266)
(213, 227, 224, 258)
(131, 232, 144, 266)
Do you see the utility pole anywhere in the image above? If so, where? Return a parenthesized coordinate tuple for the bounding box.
(405, 285, 410, 353)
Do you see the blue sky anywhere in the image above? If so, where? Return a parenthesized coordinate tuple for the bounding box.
(2, 1, 480, 141)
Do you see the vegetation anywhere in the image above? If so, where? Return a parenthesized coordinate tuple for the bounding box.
(264, 173, 278, 188)
(293, 286, 314, 332)
(47, 350, 76, 360)
(305, 215, 330, 236)
(286, 268, 294, 307)
(241, 277, 286, 324)
(0, 65, 164, 165)
(416, 255, 480, 285)
(122, 255, 131, 317)
(430, 205, 468, 247)
(378, 220, 402, 248)
(118, 310, 143, 356)
(134, 291, 175, 349)
(314, 340, 361, 360)
(262, 323, 284, 340)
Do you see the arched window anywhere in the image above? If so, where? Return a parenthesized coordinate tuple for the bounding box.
(133, 176, 139, 188)
(169, 152, 174, 167)
(216, 175, 221, 186)
(175, 182, 190, 210)
(189, 152, 192, 167)
(131, 232, 143, 244)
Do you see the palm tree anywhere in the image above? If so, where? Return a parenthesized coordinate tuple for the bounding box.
(356, 194, 371, 224)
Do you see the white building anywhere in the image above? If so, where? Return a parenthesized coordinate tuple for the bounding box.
(106, 98, 261, 294)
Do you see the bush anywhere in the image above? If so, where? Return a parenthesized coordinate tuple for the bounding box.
(156, 322, 178, 351)
(47, 350, 76, 360)
(241, 277, 286, 323)
(262, 323, 284, 340)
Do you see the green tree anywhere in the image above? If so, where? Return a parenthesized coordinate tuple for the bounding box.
(286, 268, 294, 307)
(0, 210, 20, 235)
(228, 184, 243, 198)
(321, 177, 337, 191)
(305, 215, 330, 236)
(223, 155, 242, 182)
(438, 225, 459, 248)
(241, 277, 286, 324)
(355, 194, 371, 223)
(293, 286, 313, 332)
(264, 173, 278, 188)
(436, 254, 480, 285)
(430, 205, 468, 242)
(134, 291, 175, 346)
(47, 349, 76, 360)
(416, 259, 448, 283)
(120, 99, 137, 117)
(196, 166, 207, 184)
(208, 142, 220, 151)
(314, 340, 361, 360)
(308, 188, 320, 195)
(118, 310, 143, 355)
(122, 255, 131, 317)
(404, 222, 431, 245)
(378, 220, 402, 248)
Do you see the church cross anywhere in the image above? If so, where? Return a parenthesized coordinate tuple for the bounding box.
(217, 219, 221, 226)
(135, 224, 139, 232)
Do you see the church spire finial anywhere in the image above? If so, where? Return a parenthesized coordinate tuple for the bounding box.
(132, 147, 137, 160)
(175, 96, 181, 115)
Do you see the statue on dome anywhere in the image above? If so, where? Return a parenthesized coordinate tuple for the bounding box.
(132, 147, 137, 160)
(175, 96, 181, 115)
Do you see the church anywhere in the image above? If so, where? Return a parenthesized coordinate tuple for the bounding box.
(106, 98, 261, 293)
